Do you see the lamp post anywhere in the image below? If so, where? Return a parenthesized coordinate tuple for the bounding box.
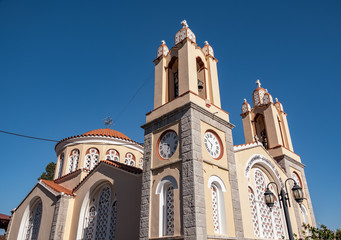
(264, 178, 304, 240)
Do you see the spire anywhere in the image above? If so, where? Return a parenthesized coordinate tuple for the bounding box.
(275, 98, 284, 112)
(241, 98, 252, 114)
(256, 79, 261, 88)
(252, 80, 266, 107)
(181, 20, 189, 28)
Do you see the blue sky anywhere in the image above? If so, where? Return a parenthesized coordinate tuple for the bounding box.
(0, 0, 340, 234)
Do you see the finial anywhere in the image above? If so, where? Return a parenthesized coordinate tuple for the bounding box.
(256, 79, 261, 88)
(161, 40, 166, 45)
(204, 41, 209, 45)
(244, 98, 247, 103)
(104, 116, 113, 129)
(275, 98, 278, 102)
(265, 89, 268, 93)
(254, 135, 259, 142)
(181, 20, 188, 28)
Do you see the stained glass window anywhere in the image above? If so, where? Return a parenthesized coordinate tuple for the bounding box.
(248, 187, 260, 237)
(95, 186, 111, 239)
(164, 185, 174, 236)
(84, 148, 99, 170)
(68, 149, 79, 173)
(108, 201, 117, 240)
(24, 200, 42, 240)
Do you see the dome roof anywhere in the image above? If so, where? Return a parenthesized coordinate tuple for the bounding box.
(202, 41, 214, 57)
(252, 80, 266, 107)
(82, 128, 131, 141)
(156, 40, 169, 58)
(175, 20, 196, 45)
(263, 89, 273, 105)
(275, 98, 284, 112)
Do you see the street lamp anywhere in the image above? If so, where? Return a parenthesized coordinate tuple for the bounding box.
(264, 178, 304, 240)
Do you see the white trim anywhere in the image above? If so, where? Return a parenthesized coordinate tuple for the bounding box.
(207, 175, 227, 192)
(233, 141, 262, 151)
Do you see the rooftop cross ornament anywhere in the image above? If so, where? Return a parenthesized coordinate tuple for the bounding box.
(181, 20, 188, 28)
(104, 116, 113, 129)
(254, 134, 260, 142)
(256, 79, 261, 88)
(161, 40, 166, 45)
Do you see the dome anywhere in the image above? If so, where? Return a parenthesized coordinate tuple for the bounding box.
(175, 20, 196, 45)
(241, 98, 251, 114)
(263, 89, 273, 105)
(156, 40, 169, 58)
(82, 128, 131, 141)
(275, 98, 284, 112)
(252, 80, 266, 107)
(202, 41, 214, 57)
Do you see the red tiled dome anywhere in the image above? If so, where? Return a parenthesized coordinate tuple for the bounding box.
(82, 128, 131, 141)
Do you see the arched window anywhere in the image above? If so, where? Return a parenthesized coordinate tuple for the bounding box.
(57, 153, 64, 178)
(248, 168, 285, 239)
(68, 149, 79, 173)
(138, 157, 143, 169)
(84, 148, 99, 170)
(196, 57, 206, 99)
(168, 57, 179, 102)
(82, 184, 117, 240)
(124, 153, 135, 166)
(105, 149, 119, 162)
(208, 176, 227, 235)
(22, 199, 42, 240)
(156, 176, 178, 237)
(254, 114, 268, 149)
(300, 204, 309, 225)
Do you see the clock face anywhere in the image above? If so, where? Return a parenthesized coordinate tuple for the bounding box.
(204, 130, 223, 159)
(158, 130, 178, 159)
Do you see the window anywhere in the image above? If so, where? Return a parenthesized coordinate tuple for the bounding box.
(82, 184, 117, 240)
(208, 176, 227, 235)
(292, 172, 302, 187)
(156, 176, 178, 237)
(167, 57, 179, 102)
(68, 149, 79, 173)
(105, 149, 119, 162)
(84, 148, 99, 170)
(248, 168, 285, 239)
(124, 153, 135, 166)
(22, 199, 42, 240)
(57, 153, 64, 178)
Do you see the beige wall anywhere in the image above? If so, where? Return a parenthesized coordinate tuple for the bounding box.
(67, 163, 142, 240)
(7, 184, 57, 240)
(235, 146, 303, 239)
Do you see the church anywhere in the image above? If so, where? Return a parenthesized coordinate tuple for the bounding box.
(6, 21, 316, 240)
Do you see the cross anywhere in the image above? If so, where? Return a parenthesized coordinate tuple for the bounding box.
(256, 79, 261, 88)
(104, 116, 113, 128)
(254, 135, 259, 142)
(161, 40, 166, 45)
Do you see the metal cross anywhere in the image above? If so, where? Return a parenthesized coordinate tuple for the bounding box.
(256, 79, 261, 88)
(104, 116, 113, 128)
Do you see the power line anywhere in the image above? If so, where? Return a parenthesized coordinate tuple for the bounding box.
(0, 130, 59, 142)
(113, 70, 154, 125)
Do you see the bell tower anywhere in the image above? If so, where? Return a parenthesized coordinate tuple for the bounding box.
(140, 21, 244, 240)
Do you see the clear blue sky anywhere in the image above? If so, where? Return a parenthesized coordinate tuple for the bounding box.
(0, 0, 340, 234)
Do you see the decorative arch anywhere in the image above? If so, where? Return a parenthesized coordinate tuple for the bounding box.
(156, 176, 178, 237)
(18, 197, 43, 240)
(78, 182, 117, 240)
(105, 149, 120, 162)
(84, 148, 99, 170)
(124, 153, 135, 166)
(247, 167, 286, 239)
(68, 149, 79, 173)
(207, 175, 227, 235)
(292, 171, 303, 188)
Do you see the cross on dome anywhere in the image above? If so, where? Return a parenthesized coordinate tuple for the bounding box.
(256, 80, 261, 88)
(275, 98, 278, 102)
(104, 116, 113, 128)
(244, 98, 247, 103)
(181, 20, 189, 28)
(204, 41, 209, 45)
(161, 40, 166, 45)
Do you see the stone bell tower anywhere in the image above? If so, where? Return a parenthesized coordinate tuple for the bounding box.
(139, 21, 244, 240)
(240, 80, 316, 231)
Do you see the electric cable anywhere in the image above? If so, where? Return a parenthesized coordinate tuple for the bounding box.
(0, 130, 59, 142)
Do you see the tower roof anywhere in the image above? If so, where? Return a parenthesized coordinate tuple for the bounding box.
(202, 41, 214, 57)
(156, 40, 169, 58)
(175, 20, 196, 45)
(82, 128, 131, 141)
(252, 80, 266, 107)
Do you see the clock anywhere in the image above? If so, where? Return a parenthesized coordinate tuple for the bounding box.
(158, 130, 178, 159)
(204, 130, 223, 159)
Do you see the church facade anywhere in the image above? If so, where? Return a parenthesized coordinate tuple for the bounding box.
(6, 21, 315, 240)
